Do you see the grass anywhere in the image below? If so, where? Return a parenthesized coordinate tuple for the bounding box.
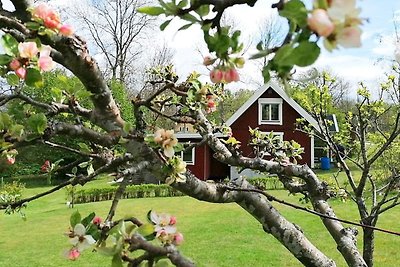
(1, 174, 400, 267)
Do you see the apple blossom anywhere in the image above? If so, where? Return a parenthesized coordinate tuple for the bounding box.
(327, 0, 359, 22)
(32, 3, 52, 21)
(154, 129, 178, 158)
(210, 68, 224, 83)
(18, 42, 39, 59)
(59, 24, 74, 36)
(15, 68, 26, 79)
(69, 223, 96, 252)
(308, 9, 335, 37)
(336, 26, 362, 48)
(9, 59, 21, 71)
(169, 216, 177, 225)
(149, 211, 177, 237)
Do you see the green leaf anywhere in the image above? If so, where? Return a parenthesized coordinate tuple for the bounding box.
(279, 0, 308, 27)
(262, 66, 271, 83)
(25, 68, 43, 88)
(81, 212, 96, 227)
(50, 87, 64, 103)
(137, 6, 165, 16)
(178, 23, 193, 31)
(249, 50, 270, 60)
(195, 5, 209, 17)
(70, 210, 81, 228)
(1, 34, 19, 56)
(160, 19, 172, 31)
(25, 22, 41, 30)
(181, 13, 198, 23)
(6, 73, 19, 86)
(9, 124, 24, 138)
(273, 44, 294, 66)
(97, 246, 117, 256)
(0, 113, 12, 131)
(123, 122, 133, 134)
(290, 41, 320, 67)
(78, 142, 91, 153)
(0, 54, 13, 65)
(177, 0, 188, 8)
(27, 113, 47, 134)
(111, 254, 123, 267)
(137, 223, 155, 237)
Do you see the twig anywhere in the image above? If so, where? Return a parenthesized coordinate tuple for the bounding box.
(224, 185, 400, 237)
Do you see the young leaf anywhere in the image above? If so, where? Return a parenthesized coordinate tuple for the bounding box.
(6, 73, 19, 86)
(70, 210, 81, 228)
(81, 212, 96, 227)
(279, 0, 307, 27)
(111, 254, 123, 267)
(160, 19, 172, 31)
(1, 34, 19, 56)
(137, 6, 165, 16)
(27, 113, 47, 134)
(291, 41, 320, 67)
(25, 68, 43, 88)
(137, 223, 155, 237)
(0, 54, 13, 65)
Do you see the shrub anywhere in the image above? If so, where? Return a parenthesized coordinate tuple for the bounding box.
(248, 176, 283, 190)
(0, 180, 25, 204)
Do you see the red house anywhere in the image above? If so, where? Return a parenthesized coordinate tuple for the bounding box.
(175, 81, 319, 180)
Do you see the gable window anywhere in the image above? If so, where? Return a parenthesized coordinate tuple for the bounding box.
(258, 98, 283, 125)
(176, 147, 195, 165)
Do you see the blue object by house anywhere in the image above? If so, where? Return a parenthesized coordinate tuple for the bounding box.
(320, 157, 331, 170)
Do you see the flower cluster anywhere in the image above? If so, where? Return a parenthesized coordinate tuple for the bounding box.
(9, 42, 55, 79)
(2, 149, 18, 165)
(154, 129, 178, 158)
(307, 0, 362, 50)
(206, 94, 217, 113)
(165, 157, 187, 184)
(30, 3, 74, 36)
(65, 223, 96, 260)
(204, 55, 243, 84)
(149, 211, 184, 246)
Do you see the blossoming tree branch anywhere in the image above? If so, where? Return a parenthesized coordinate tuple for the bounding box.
(0, 0, 388, 266)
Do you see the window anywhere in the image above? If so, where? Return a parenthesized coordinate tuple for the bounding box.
(258, 98, 283, 125)
(176, 147, 195, 165)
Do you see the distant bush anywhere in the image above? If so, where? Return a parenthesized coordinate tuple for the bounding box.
(248, 176, 283, 190)
(0, 181, 25, 205)
(73, 184, 185, 204)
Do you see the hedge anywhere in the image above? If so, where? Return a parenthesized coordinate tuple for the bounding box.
(73, 184, 185, 204)
(72, 176, 283, 204)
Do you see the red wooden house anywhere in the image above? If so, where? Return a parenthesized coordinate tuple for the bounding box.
(175, 81, 319, 180)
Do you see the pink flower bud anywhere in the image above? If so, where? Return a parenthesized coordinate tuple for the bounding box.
(67, 248, 80, 260)
(92, 216, 102, 225)
(41, 160, 51, 172)
(173, 232, 184, 246)
(169, 216, 177, 225)
(224, 68, 240, 83)
(203, 56, 213, 66)
(336, 26, 362, 48)
(308, 9, 335, 37)
(9, 59, 21, 71)
(6, 156, 15, 165)
(15, 68, 26, 79)
(59, 24, 74, 36)
(210, 68, 224, 83)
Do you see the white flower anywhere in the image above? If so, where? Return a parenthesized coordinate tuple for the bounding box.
(327, 0, 359, 22)
(149, 211, 177, 236)
(69, 223, 96, 252)
(336, 26, 362, 48)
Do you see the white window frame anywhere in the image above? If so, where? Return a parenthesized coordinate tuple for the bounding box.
(176, 147, 195, 165)
(258, 98, 283, 125)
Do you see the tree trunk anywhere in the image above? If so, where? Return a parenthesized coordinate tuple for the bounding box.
(363, 227, 375, 267)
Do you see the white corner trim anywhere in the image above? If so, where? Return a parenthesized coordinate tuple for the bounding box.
(311, 134, 315, 168)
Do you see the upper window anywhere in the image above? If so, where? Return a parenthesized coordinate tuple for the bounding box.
(258, 98, 283, 125)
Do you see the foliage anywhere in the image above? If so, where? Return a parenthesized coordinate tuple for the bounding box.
(0, 180, 25, 204)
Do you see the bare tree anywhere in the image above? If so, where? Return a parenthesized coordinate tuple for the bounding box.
(73, 0, 155, 86)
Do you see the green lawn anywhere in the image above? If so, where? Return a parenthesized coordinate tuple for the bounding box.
(1, 179, 400, 266)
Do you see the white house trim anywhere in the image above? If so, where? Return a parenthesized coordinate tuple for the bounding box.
(225, 80, 319, 130)
(177, 147, 195, 165)
(311, 135, 315, 168)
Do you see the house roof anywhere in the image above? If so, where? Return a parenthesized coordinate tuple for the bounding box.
(225, 80, 320, 130)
